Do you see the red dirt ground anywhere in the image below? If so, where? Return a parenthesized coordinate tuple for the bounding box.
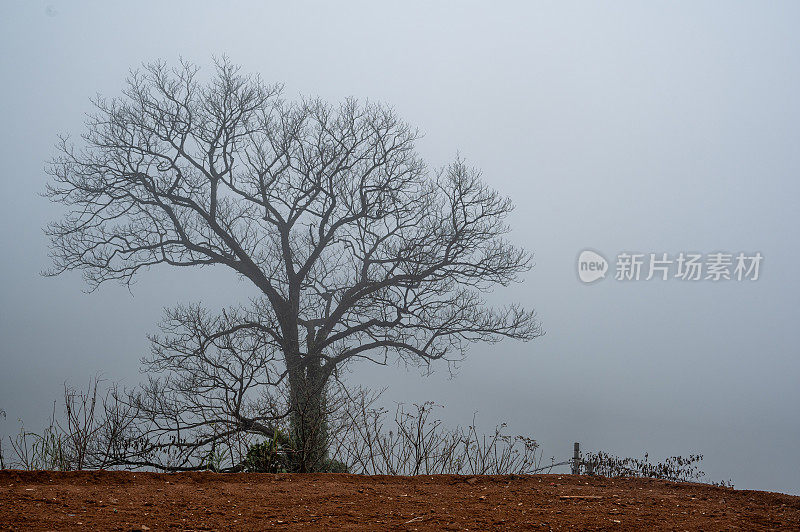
(1, 470, 798, 530)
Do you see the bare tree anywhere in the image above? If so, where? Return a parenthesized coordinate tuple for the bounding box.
(45, 58, 541, 471)
(110, 304, 287, 471)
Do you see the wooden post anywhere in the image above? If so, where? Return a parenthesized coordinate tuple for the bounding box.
(572, 442, 580, 475)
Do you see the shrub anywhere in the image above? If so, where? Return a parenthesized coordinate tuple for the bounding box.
(581, 451, 733, 486)
(318, 457, 349, 473)
(243, 429, 292, 473)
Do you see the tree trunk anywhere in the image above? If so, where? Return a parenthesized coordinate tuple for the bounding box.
(286, 355, 328, 472)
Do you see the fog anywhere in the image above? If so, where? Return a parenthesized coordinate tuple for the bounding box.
(1, 1, 798, 493)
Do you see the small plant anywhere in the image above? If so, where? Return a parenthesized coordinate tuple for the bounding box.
(10, 415, 70, 471)
(711, 478, 735, 488)
(204, 445, 227, 472)
(0, 408, 5, 469)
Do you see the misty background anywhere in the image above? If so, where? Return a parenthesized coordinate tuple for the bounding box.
(1, 1, 798, 493)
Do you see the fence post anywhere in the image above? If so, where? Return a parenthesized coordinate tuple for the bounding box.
(572, 442, 580, 475)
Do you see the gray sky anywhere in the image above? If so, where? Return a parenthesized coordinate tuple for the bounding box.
(1, 1, 798, 493)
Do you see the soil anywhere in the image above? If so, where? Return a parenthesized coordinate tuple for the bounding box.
(0, 470, 798, 530)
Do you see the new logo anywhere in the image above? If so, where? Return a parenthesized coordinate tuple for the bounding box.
(577, 250, 608, 283)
